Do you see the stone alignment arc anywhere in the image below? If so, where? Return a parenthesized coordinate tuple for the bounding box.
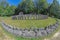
(12, 14, 48, 20)
(1, 21, 59, 38)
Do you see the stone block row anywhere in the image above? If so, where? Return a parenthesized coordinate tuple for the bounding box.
(1, 21, 59, 38)
(12, 14, 48, 20)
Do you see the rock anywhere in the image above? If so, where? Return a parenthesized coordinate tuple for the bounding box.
(13, 29, 23, 36)
(48, 25, 56, 30)
(12, 16, 17, 20)
(36, 28, 47, 37)
(12, 13, 48, 20)
(46, 27, 54, 34)
(51, 26, 56, 30)
(1, 21, 59, 38)
(55, 24, 59, 27)
(22, 30, 36, 37)
(23, 15, 25, 20)
(8, 28, 14, 33)
(18, 15, 23, 20)
(19, 12, 23, 15)
(17, 15, 21, 20)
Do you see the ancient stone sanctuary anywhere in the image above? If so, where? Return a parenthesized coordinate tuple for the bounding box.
(1, 20, 59, 38)
(12, 12, 48, 20)
(1, 12, 60, 38)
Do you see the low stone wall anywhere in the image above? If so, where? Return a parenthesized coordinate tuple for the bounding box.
(12, 14, 48, 20)
(1, 21, 59, 38)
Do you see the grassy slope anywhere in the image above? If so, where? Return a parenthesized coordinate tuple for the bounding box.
(0, 17, 15, 40)
(0, 17, 59, 40)
(0, 24, 15, 40)
(3, 17, 56, 29)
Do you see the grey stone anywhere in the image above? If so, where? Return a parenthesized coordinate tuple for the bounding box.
(17, 15, 21, 20)
(46, 28, 54, 34)
(12, 16, 17, 20)
(13, 29, 23, 36)
(19, 12, 23, 15)
(55, 24, 59, 27)
(36, 29, 47, 37)
(22, 30, 36, 37)
(47, 25, 56, 30)
(1, 21, 59, 38)
(12, 13, 48, 20)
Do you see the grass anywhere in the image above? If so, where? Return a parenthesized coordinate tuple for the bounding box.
(0, 23, 44, 40)
(1, 17, 56, 29)
(0, 24, 15, 40)
(0, 21, 60, 40)
(0, 17, 59, 40)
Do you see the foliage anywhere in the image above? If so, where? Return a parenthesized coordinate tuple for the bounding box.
(15, 0, 48, 14)
(34, 0, 48, 14)
(0, 0, 60, 19)
(15, 0, 34, 14)
(48, 0, 60, 18)
(0, 0, 16, 16)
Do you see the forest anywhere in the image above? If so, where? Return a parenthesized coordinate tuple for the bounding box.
(0, 0, 60, 18)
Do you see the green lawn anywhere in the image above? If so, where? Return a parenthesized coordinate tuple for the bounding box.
(0, 17, 59, 40)
(2, 17, 56, 29)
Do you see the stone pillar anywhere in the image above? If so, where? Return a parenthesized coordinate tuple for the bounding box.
(29, 15, 32, 20)
(17, 15, 21, 20)
(12, 16, 17, 20)
(23, 15, 25, 20)
(36, 15, 39, 20)
(24, 15, 26, 20)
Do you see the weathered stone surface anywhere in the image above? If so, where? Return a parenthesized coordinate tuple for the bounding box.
(36, 28, 47, 37)
(12, 16, 17, 20)
(1, 21, 59, 38)
(22, 30, 36, 37)
(12, 13, 48, 20)
(19, 12, 23, 15)
(17, 15, 21, 20)
(46, 28, 54, 34)
(55, 24, 59, 27)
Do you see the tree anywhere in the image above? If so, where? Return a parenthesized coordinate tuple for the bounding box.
(24, 0, 34, 13)
(0, 0, 9, 16)
(0, 0, 16, 16)
(4, 6, 16, 16)
(15, 0, 48, 14)
(15, 0, 26, 14)
(48, 0, 60, 18)
(34, 0, 48, 14)
(15, 0, 34, 14)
